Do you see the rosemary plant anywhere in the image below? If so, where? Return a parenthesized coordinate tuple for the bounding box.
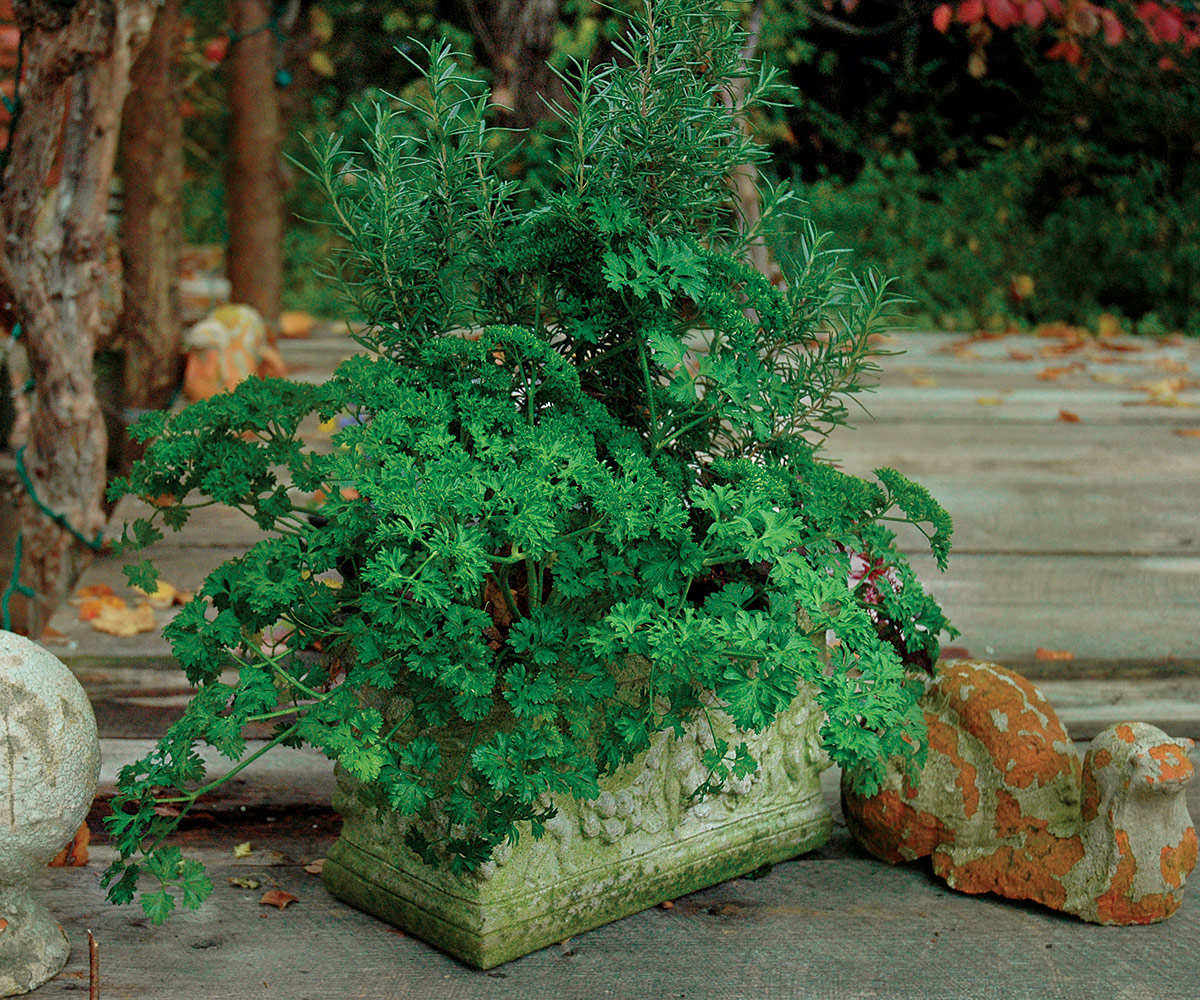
(104, 0, 954, 922)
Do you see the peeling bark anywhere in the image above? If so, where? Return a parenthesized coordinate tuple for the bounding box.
(0, 0, 154, 633)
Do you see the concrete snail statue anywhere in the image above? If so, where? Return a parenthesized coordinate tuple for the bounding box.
(842, 659, 1196, 924)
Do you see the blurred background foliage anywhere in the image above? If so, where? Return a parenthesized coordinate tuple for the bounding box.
(177, 0, 1200, 333)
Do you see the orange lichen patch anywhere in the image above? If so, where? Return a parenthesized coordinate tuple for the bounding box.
(939, 663, 1075, 790)
(1160, 827, 1198, 890)
(1114, 724, 1138, 745)
(1094, 829, 1180, 924)
(942, 799, 1083, 910)
(925, 713, 980, 819)
(1148, 743, 1194, 785)
(844, 789, 955, 864)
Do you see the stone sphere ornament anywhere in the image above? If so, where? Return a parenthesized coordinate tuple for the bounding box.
(0, 631, 101, 997)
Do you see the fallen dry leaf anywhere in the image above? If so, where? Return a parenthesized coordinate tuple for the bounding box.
(1037, 364, 1083, 381)
(0, 918, 6, 931)
(229, 877, 261, 889)
(75, 584, 115, 599)
(911, 375, 937, 387)
(1138, 376, 1188, 397)
(1034, 322, 1083, 339)
(1008, 350, 1034, 362)
(134, 580, 178, 610)
(1096, 340, 1141, 353)
(79, 594, 127, 621)
(48, 821, 90, 867)
(1058, 410, 1081, 423)
(90, 600, 155, 637)
(260, 890, 299, 911)
(1154, 357, 1189, 374)
(1035, 647, 1075, 662)
(1174, 429, 1200, 439)
(660, 900, 675, 910)
(304, 859, 325, 875)
(233, 841, 253, 858)
(1038, 340, 1086, 359)
(975, 396, 1004, 406)
(1095, 313, 1123, 339)
(279, 310, 316, 339)
(1091, 372, 1125, 385)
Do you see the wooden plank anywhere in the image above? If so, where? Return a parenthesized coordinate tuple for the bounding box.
(825, 421, 1200, 483)
(97, 738, 337, 809)
(916, 553, 1200, 675)
(45, 544, 250, 660)
(31, 821, 1200, 1000)
(871, 481, 1198, 556)
(840, 385, 1200, 425)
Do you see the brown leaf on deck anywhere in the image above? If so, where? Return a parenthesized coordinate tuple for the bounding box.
(1035, 647, 1075, 661)
(48, 821, 90, 867)
(304, 859, 325, 875)
(1038, 340, 1086, 359)
(1037, 364, 1083, 381)
(75, 584, 115, 599)
(90, 600, 156, 636)
(1174, 429, 1200, 439)
(1154, 357, 1189, 374)
(279, 311, 316, 339)
(1057, 410, 1081, 423)
(1008, 350, 1034, 362)
(260, 890, 299, 910)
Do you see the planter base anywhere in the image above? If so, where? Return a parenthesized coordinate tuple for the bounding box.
(324, 694, 832, 968)
(326, 792, 829, 968)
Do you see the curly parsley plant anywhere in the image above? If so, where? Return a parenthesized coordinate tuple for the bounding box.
(103, 1, 955, 922)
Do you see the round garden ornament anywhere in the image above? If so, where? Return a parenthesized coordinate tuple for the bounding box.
(0, 631, 101, 996)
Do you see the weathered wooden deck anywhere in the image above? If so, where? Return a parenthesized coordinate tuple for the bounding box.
(26, 326, 1200, 998)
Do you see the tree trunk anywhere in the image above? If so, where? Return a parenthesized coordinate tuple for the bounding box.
(118, 0, 185, 418)
(225, 0, 282, 340)
(0, 0, 155, 635)
(724, 1, 769, 277)
(464, 0, 562, 133)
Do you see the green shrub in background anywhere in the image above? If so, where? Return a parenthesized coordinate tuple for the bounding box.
(174, 1, 1200, 332)
(800, 141, 1200, 334)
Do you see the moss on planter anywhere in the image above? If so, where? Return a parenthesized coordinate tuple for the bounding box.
(323, 687, 831, 968)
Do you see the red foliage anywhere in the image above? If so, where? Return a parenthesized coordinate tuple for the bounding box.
(924, 0, 1200, 64)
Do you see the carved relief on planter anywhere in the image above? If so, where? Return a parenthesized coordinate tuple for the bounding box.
(842, 659, 1197, 925)
(324, 685, 832, 968)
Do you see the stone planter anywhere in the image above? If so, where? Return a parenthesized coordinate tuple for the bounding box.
(323, 686, 831, 968)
